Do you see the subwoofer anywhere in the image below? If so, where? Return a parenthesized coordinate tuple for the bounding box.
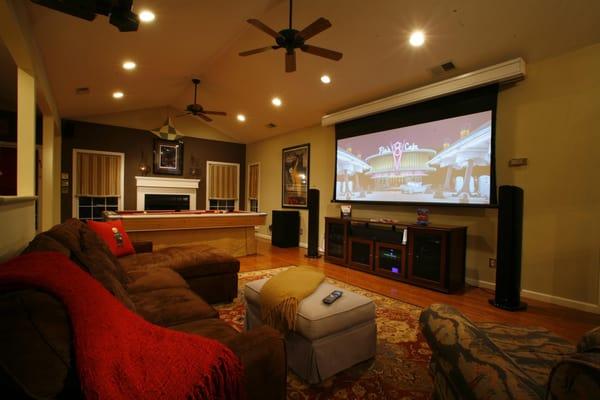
(489, 185, 527, 311)
(271, 210, 299, 247)
(306, 188, 321, 258)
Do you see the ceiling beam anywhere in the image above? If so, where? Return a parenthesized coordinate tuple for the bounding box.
(0, 0, 60, 131)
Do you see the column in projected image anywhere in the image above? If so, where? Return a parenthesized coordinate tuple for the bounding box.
(336, 148, 371, 200)
(427, 121, 491, 204)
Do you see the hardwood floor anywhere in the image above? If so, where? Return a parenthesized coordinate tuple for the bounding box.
(239, 239, 600, 343)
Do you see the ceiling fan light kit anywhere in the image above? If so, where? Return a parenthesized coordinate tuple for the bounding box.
(240, 0, 343, 72)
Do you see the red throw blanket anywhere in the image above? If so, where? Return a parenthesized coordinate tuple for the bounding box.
(0, 252, 243, 399)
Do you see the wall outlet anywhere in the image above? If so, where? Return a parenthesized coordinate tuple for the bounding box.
(489, 258, 497, 268)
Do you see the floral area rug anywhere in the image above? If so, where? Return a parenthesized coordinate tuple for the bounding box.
(215, 267, 433, 399)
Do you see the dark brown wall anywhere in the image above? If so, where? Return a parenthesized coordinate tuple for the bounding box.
(61, 120, 245, 221)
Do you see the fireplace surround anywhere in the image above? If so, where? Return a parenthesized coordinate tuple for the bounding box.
(135, 176, 200, 210)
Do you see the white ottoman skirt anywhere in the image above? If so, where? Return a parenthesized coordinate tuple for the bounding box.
(245, 278, 377, 384)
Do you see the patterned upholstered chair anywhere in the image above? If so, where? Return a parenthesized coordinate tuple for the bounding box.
(420, 304, 600, 400)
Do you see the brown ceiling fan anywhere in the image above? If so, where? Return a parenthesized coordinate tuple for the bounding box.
(179, 79, 226, 122)
(239, 0, 343, 72)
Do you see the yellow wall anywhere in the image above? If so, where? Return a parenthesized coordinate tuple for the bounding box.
(247, 43, 600, 309)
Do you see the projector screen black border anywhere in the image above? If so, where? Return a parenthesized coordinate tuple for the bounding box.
(332, 84, 499, 208)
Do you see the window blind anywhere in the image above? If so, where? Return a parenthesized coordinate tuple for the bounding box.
(75, 152, 121, 197)
(208, 163, 238, 199)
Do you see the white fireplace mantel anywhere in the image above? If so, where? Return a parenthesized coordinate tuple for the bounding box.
(135, 176, 200, 210)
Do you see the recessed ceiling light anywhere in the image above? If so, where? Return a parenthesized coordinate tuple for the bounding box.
(320, 75, 331, 84)
(122, 61, 136, 70)
(271, 97, 282, 107)
(139, 10, 155, 23)
(112, 91, 124, 99)
(236, 114, 246, 122)
(409, 30, 425, 47)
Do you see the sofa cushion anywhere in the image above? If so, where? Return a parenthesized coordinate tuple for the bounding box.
(126, 268, 189, 294)
(171, 318, 240, 341)
(21, 233, 71, 257)
(79, 222, 130, 284)
(0, 290, 80, 399)
(87, 220, 135, 257)
(119, 245, 240, 278)
(130, 287, 218, 326)
(578, 326, 600, 353)
(478, 322, 574, 388)
(93, 270, 136, 312)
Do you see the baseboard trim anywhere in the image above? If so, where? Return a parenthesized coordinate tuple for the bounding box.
(255, 233, 323, 253)
(466, 278, 600, 314)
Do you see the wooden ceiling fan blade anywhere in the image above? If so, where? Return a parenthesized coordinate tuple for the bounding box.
(301, 45, 343, 61)
(176, 112, 191, 118)
(296, 17, 331, 41)
(194, 113, 212, 122)
(247, 19, 282, 40)
(239, 46, 275, 56)
(202, 111, 227, 116)
(285, 51, 296, 73)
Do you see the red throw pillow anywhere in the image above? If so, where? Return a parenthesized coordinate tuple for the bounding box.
(87, 220, 135, 257)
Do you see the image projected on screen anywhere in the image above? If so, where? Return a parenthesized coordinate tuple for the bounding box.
(336, 110, 492, 205)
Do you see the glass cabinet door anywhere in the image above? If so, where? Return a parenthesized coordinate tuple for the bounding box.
(408, 229, 447, 288)
(375, 243, 405, 279)
(348, 237, 373, 271)
(325, 220, 348, 264)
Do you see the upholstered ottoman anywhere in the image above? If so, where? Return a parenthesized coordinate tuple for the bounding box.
(245, 278, 377, 383)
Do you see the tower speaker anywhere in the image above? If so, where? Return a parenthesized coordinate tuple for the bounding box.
(489, 185, 527, 311)
(306, 188, 321, 258)
(271, 210, 299, 247)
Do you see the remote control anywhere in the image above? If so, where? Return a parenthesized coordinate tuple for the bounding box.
(323, 290, 343, 305)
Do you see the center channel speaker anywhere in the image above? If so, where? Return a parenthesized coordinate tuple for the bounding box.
(306, 188, 321, 258)
(489, 185, 527, 311)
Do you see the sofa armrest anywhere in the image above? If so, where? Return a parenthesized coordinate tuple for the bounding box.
(132, 241, 152, 253)
(419, 304, 542, 400)
(547, 352, 600, 399)
(222, 326, 286, 400)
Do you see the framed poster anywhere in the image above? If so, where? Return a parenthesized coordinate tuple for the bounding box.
(282, 143, 310, 208)
(153, 138, 183, 175)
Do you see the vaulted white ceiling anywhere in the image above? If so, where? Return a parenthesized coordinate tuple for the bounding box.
(23, 0, 600, 143)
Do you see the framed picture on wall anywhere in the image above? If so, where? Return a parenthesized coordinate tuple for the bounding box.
(153, 138, 184, 175)
(282, 143, 310, 208)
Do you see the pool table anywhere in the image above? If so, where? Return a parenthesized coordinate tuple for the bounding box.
(104, 210, 267, 257)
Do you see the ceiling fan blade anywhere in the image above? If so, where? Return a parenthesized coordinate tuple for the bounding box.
(176, 112, 191, 118)
(202, 111, 227, 116)
(239, 46, 277, 56)
(194, 113, 213, 122)
(247, 19, 282, 40)
(301, 45, 343, 61)
(296, 17, 331, 41)
(285, 51, 296, 73)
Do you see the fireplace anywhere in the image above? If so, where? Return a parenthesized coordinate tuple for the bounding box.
(135, 176, 200, 210)
(144, 194, 190, 210)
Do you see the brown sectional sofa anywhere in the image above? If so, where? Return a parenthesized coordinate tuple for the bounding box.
(0, 219, 286, 400)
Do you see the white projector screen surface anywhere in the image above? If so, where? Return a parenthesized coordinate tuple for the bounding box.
(335, 110, 493, 205)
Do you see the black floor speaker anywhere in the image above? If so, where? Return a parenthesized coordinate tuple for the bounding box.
(271, 210, 299, 248)
(306, 188, 321, 258)
(489, 185, 527, 311)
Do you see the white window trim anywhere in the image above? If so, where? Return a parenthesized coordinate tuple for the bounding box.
(72, 148, 125, 218)
(247, 162, 260, 212)
(206, 160, 240, 211)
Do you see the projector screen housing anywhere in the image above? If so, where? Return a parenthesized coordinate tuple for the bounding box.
(334, 85, 498, 207)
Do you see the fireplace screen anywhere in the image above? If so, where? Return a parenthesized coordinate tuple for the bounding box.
(144, 194, 190, 210)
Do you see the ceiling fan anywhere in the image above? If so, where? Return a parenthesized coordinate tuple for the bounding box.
(179, 79, 227, 122)
(239, 0, 343, 72)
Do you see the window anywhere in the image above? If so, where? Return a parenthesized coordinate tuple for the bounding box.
(247, 162, 260, 212)
(206, 161, 239, 211)
(72, 149, 124, 220)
